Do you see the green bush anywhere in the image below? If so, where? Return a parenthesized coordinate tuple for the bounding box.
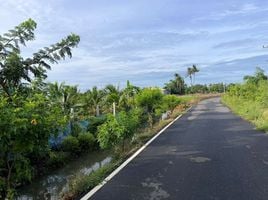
(87, 116, 107, 135)
(223, 68, 268, 132)
(62, 135, 80, 153)
(78, 132, 96, 151)
(70, 122, 83, 137)
(47, 151, 70, 168)
(162, 95, 181, 112)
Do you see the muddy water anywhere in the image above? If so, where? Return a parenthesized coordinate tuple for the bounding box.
(16, 151, 111, 200)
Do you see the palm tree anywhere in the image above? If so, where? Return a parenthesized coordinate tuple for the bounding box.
(120, 80, 140, 111)
(192, 65, 199, 84)
(174, 73, 184, 94)
(47, 82, 79, 115)
(85, 86, 104, 116)
(104, 84, 121, 115)
(187, 67, 194, 86)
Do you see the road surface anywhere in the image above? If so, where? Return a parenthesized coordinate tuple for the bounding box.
(90, 97, 268, 200)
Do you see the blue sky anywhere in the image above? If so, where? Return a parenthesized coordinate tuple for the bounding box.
(1, 0, 268, 90)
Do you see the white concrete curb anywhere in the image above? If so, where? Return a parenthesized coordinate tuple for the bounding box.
(80, 107, 192, 200)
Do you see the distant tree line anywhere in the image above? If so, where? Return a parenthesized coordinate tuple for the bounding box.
(164, 65, 228, 94)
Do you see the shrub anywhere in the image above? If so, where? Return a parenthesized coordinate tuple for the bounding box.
(62, 135, 80, 153)
(78, 132, 96, 151)
(70, 122, 83, 137)
(47, 151, 69, 168)
(87, 116, 107, 135)
(162, 95, 181, 113)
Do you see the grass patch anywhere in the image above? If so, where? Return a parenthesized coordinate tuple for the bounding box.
(222, 95, 268, 132)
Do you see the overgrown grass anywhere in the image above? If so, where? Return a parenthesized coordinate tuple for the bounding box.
(222, 95, 268, 132)
(222, 76, 268, 132)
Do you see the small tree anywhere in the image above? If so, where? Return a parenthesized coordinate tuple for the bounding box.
(135, 88, 163, 128)
(0, 19, 79, 198)
(97, 110, 141, 153)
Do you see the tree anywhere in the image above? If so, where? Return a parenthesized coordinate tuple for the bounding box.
(0, 19, 79, 198)
(164, 73, 185, 94)
(187, 67, 194, 86)
(85, 86, 104, 116)
(47, 82, 79, 115)
(97, 110, 141, 152)
(244, 67, 267, 84)
(192, 65, 199, 84)
(186, 65, 199, 86)
(161, 95, 181, 113)
(104, 84, 121, 115)
(135, 88, 163, 128)
(0, 94, 66, 198)
(0, 18, 80, 98)
(120, 80, 140, 111)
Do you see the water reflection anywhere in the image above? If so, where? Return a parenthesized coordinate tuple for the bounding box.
(17, 151, 111, 200)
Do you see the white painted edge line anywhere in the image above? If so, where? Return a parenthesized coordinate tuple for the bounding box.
(80, 106, 193, 200)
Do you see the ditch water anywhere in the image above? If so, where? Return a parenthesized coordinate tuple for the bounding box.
(16, 151, 112, 200)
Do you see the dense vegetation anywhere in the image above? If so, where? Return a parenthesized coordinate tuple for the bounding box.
(0, 20, 201, 199)
(164, 72, 227, 95)
(223, 68, 268, 131)
(0, 19, 80, 199)
(0, 19, 226, 199)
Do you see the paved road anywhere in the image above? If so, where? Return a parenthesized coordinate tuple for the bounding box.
(90, 97, 268, 200)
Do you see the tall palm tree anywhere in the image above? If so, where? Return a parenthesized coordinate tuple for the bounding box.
(174, 73, 184, 94)
(187, 67, 194, 86)
(192, 65, 199, 85)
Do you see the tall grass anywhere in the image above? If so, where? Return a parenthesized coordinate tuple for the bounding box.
(222, 78, 268, 132)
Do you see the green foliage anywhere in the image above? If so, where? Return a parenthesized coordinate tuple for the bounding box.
(70, 122, 83, 137)
(186, 64, 199, 86)
(78, 132, 96, 151)
(87, 116, 107, 135)
(136, 88, 163, 114)
(0, 18, 80, 198)
(97, 114, 125, 150)
(223, 68, 268, 131)
(135, 88, 163, 127)
(62, 136, 80, 153)
(0, 94, 66, 198)
(97, 110, 141, 151)
(62, 159, 121, 199)
(47, 151, 69, 168)
(0, 19, 80, 98)
(84, 86, 104, 116)
(161, 95, 181, 112)
(164, 73, 186, 94)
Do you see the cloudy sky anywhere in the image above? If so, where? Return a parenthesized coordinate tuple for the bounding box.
(1, 0, 268, 90)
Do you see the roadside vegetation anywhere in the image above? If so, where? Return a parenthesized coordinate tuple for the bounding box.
(222, 68, 268, 132)
(0, 19, 225, 199)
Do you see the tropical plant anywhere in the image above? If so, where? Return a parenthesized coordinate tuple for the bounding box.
(0, 19, 80, 98)
(104, 84, 121, 115)
(164, 73, 185, 94)
(84, 86, 104, 116)
(135, 88, 163, 128)
(0, 94, 66, 198)
(0, 19, 79, 199)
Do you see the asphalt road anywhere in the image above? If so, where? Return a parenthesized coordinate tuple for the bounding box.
(90, 97, 268, 200)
